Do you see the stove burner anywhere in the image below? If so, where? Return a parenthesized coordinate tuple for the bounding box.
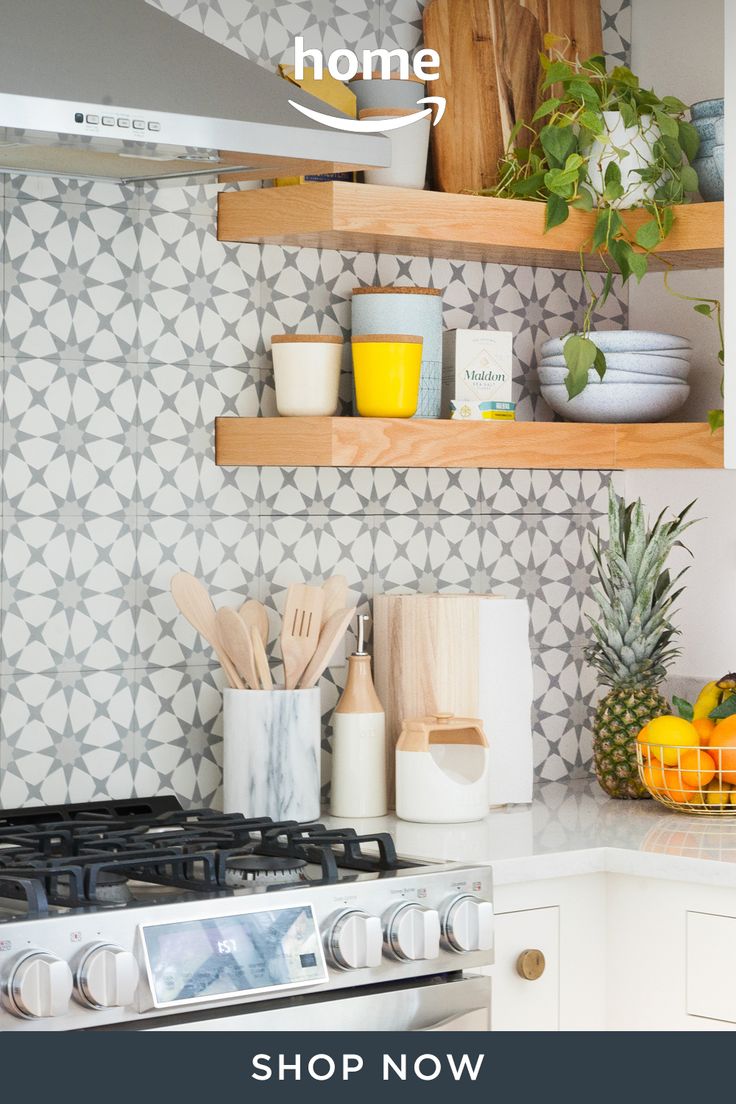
(224, 854, 308, 887)
(93, 870, 133, 905)
(0, 797, 413, 920)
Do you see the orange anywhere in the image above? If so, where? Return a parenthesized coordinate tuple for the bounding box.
(714, 714, 736, 739)
(643, 715, 699, 765)
(662, 769, 698, 804)
(642, 761, 667, 794)
(693, 717, 716, 745)
(679, 748, 716, 788)
(707, 731, 736, 785)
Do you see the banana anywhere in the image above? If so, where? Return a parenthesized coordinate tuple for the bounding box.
(693, 673, 736, 720)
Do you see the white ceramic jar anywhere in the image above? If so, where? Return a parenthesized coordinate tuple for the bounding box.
(360, 108, 430, 189)
(586, 111, 662, 209)
(271, 333, 343, 416)
(347, 71, 425, 113)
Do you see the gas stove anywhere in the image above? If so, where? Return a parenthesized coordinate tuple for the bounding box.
(0, 797, 493, 1032)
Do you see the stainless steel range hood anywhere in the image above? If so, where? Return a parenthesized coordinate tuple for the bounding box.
(0, 0, 390, 184)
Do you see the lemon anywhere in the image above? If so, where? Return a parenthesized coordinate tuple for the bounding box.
(644, 715, 699, 765)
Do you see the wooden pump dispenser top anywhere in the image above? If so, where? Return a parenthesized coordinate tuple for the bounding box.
(334, 613, 383, 715)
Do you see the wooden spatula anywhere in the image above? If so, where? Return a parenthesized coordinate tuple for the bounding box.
(170, 572, 243, 690)
(250, 626, 273, 690)
(321, 575, 348, 626)
(300, 608, 356, 689)
(281, 584, 324, 690)
(216, 607, 259, 690)
(239, 599, 268, 647)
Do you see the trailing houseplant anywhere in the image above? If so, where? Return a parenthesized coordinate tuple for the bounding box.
(490, 40, 705, 400)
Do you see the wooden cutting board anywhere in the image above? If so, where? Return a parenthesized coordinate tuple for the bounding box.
(492, 0, 545, 149)
(519, 0, 603, 61)
(423, 0, 506, 193)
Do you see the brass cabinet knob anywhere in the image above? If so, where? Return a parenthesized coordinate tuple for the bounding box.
(516, 948, 546, 981)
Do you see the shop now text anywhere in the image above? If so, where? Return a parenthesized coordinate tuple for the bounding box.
(251, 1052, 484, 1082)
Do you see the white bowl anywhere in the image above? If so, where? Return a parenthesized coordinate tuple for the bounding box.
(540, 382, 690, 423)
(540, 352, 690, 380)
(541, 331, 692, 357)
(537, 365, 685, 387)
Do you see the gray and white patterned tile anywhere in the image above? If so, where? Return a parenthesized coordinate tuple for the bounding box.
(138, 209, 261, 364)
(136, 515, 261, 667)
(3, 357, 138, 516)
(0, 672, 137, 806)
(133, 666, 224, 808)
(479, 470, 614, 516)
(532, 650, 600, 781)
(370, 468, 480, 515)
(4, 174, 139, 210)
(1, 516, 138, 674)
(4, 199, 139, 360)
(260, 466, 375, 515)
(373, 514, 495, 593)
(137, 361, 261, 514)
(602, 0, 632, 65)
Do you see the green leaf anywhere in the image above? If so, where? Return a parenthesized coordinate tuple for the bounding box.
(545, 194, 569, 231)
(661, 95, 688, 113)
(540, 124, 577, 168)
(532, 97, 561, 122)
(680, 164, 699, 193)
(673, 696, 694, 721)
(544, 167, 577, 197)
(694, 302, 713, 317)
(609, 66, 639, 89)
(602, 160, 624, 202)
(592, 210, 611, 251)
(585, 54, 607, 75)
(593, 347, 607, 380)
(662, 207, 675, 236)
(579, 109, 604, 135)
(542, 60, 574, 89)
(635, 219, 662, 250)
(571, 189, 595, 211)
(618, 102, 638, 130)
(607, 237, 631, 281)
(627, 249, 648, 282)
(568, 78, 600, 108)
(660, 135, 684, 167)
(678, 120, 700, 162)
(708, 409, 725, 432)
(710, 696, 736, 720)
(654, 108, 679, 139)
(510, 171, 547, 197)
(563, 334, 598, 398)
(600, 269, 614, 305)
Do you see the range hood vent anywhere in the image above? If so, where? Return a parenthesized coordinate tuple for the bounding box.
(0, 0, 389, 184)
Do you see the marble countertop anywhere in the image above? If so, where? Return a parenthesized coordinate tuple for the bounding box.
(325, 778, 736, 889)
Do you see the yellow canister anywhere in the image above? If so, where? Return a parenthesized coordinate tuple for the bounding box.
(351, 333, 423, 418)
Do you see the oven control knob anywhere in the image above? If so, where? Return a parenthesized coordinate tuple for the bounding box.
(76, 943, 139, 1009)
(328, 910, 383, 970)
(383, 903, 441, 962)
(2, 951, 73, 1019)
(442, 895, 494, 953)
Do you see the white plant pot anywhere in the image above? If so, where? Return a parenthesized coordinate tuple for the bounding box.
(223, 688, 321, 822)
(586, 110, 662, 209)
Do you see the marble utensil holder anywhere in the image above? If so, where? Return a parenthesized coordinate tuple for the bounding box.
(223, 688, 321, 822)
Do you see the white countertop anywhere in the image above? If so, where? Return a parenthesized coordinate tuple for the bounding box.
(326, 778, 736, 890)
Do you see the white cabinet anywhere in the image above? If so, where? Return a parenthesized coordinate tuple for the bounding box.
(687, 911, 736, 1024)
(491, 906, 559, 1030)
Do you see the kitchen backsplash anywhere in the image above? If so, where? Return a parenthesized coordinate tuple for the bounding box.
(0, 0, 632, 809)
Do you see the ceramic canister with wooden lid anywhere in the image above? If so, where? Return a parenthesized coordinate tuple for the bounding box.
(359, 107, 431, 189)
(351, 286, 443, 418)
(347, 70, 426, 113)
(271, 333, 343, 416)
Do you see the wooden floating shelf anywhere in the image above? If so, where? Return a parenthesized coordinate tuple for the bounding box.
(215, 418, 724, 470)
(218, 183, 723, 271)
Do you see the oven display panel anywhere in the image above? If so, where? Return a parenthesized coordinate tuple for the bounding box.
(141, 904, 327, 1007)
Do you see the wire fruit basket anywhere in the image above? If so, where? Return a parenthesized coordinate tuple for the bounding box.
(636, 741, 736, 816)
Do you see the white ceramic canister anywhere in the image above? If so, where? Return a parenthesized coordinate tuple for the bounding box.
(351, 285, 443, 418)
(586, 110, 662, 209)
(359, 108, 430, 190)
(271, 333, 343, 416)
(347, 71, 425, 113)
(223, 687, 321, 822)
(395, 714, 490, 824)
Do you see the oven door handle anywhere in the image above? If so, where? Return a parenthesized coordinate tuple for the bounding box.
(419, 1006, 489, 1031)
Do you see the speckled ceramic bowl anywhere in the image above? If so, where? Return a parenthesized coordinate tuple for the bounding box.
(537, 365, 684, 387)
(541, 331, 691, 356)
(540, 381, 690, 423)
(540, 351, 691, 380)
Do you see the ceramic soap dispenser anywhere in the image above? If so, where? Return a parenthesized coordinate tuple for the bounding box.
(330, 613, 387, 817)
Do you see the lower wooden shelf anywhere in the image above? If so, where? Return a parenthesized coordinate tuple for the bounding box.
(214, 418, 724, 470)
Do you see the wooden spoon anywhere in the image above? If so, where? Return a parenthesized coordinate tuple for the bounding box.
(321, 575, 348, 626)
(216, 607, 259, 690)
(251, 626, 273, 690)
(281, 584, 324, 690)
(239, 599, 269, 647)
(170, 572, 243, 690)
(300, 608, 356, 689)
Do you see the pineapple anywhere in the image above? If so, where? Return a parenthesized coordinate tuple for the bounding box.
(586, 483, 696, 799)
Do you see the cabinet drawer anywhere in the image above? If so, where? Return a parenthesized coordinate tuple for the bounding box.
(687, 911, 736, 1023)
(491, 906, 559, 1031)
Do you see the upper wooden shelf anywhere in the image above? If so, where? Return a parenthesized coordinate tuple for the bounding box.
(218, 183, 724, 271)
(215, 418, 724, 470)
